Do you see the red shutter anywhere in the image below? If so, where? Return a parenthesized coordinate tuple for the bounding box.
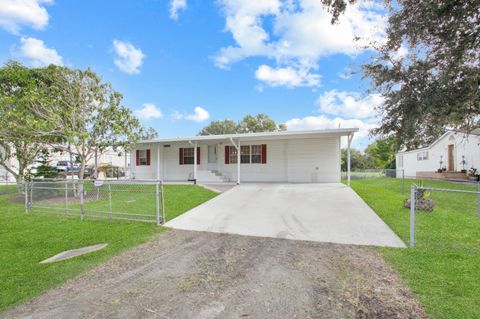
(136, 150, 140, 166)
(225, 146, 230, 164)
(197, 147, 200, 164)
(146, 149, 151, 166)
(179, 148, 184, 165)
(261, 144, 267, 164)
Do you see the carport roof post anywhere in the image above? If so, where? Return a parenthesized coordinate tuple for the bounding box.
(347, 133, 354, 187)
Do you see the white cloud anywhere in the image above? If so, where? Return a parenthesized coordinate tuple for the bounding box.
(0, 0, 52, 34)
(316, 90, 383, 119)
(135, 103, 163, 120)
(338, 67, 354, 79)
(255, 64, 320, 88)
(214, 0, 386, 87)
(172, 106, 210, 122)
(285, 114, 376, 147)
(112, 40, 146, 74)
(186, 106, 210, 122)
(19, 37, 63, 66)
(169, 0, 187, 20)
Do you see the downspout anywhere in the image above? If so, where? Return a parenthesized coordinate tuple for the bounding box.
(229, 137, 240, 185)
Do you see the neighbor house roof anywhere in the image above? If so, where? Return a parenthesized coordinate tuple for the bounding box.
(397, 129, 480, 155)
(138, 128, 359, 144)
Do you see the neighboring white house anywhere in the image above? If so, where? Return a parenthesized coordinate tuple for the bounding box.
(396, 130, 480, 177)
(0, 146, 130, 183)
(131, 128, 358, 183)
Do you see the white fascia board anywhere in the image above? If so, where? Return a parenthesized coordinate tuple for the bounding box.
(138, 128, 359, 145)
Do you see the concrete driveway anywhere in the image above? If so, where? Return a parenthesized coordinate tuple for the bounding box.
(166, 183, 405, 248)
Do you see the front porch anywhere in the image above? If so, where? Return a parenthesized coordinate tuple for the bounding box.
(416, 171, 471, 182)
(133, 129, 358, 184)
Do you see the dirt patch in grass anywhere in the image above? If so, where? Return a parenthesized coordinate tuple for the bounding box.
(3, 230, 427, 319)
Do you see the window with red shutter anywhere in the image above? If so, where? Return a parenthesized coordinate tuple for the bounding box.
(261, 144, 267, 164)
(180, 147, 196, 165)
(137, 150, 149, 165)
(225, 146, 230, 164)
(179, 148, 184, 165)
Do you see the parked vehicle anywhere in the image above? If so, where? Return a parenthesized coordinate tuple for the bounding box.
(57, 161, 79, 173)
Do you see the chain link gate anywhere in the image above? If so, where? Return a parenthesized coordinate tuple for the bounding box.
(25, 179, 165, 225)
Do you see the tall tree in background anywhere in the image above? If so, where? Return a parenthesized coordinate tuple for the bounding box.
(340, 148, 375, 171)
(364, 137, 397, 169)
(199, 120, 238, 136)
(237, 114, 287, 133)
(0, 62, 57, 189)
(324, 0, 479, 149)
(140, 127, 159, 140)
(199, 114, 286, 135)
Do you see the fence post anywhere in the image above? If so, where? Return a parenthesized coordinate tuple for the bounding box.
(477, 182, 480, 219)
(80, 181, 84, 221)
(155, 182, 160, 226)
(410, 184, 416, 248)
(24, 181, 29, 214)
(161, 182, 165, 224)
(402, 169, 405, 195)
(65, 179, 68, 210)
(108, 183, 112, 219)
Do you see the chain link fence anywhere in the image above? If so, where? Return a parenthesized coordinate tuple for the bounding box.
(408, 183, 480, 247)
(25, 179, 165, 225)
(342, 169, 406, 193)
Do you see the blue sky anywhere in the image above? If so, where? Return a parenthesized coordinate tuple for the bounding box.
(0, 0, 388, 149)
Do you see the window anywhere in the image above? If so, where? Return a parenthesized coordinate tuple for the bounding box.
(251, 145, 262, 163)
(136, 149, 150, 166)
(417, 151, 429, 161)
(183, 147, 194, 164)
(225, 144, 266, 164)
(241, 145, 250, 163)
(229, 146, 238, 164)
(397, 155, 404, 168)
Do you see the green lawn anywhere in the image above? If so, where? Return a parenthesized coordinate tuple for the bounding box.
(347, 178, 480, 319)
(0, 184, 217, 312)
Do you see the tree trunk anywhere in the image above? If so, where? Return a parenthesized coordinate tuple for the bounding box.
(79, 160, 86, 181)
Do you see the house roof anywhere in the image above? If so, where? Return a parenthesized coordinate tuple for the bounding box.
(138, 128, 359, 144)
(397, 129, 480, 155)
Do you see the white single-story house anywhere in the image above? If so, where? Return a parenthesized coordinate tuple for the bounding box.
(132, 128, 358, 184)
(396, 129, 480, 178)
(0, 146, 130, 183)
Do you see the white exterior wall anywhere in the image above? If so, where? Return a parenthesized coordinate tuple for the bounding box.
(397, 132, 480, 177)
(132, 136, 341, 183)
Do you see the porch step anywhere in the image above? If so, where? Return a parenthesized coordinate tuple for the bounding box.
(195, 170, 229, 183)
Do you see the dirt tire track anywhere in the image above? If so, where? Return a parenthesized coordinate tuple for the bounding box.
(2, 229, 427, 319)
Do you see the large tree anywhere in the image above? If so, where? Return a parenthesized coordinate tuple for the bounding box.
(0, 61, 57, 189)
(340, 148, 375, 171)
(364, 137, 397, 169)
(237, 114, 287, 133)
(325, 0, 480, 149)
(48, 67, 143, 179)
(199, 119, 237, 135)
(199, 114, 286, 135)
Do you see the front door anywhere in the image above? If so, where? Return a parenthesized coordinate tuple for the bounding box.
(207, 145, 217, 170)
(448, 144, 454, 171)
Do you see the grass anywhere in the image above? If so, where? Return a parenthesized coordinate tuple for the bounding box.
(0, 183, 217, 312)
(346, 178, 480, 319)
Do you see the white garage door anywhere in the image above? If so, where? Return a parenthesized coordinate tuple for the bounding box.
(287, 137, 340, 182)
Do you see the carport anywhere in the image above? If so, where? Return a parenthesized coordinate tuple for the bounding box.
(165, 183, 405, 248)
